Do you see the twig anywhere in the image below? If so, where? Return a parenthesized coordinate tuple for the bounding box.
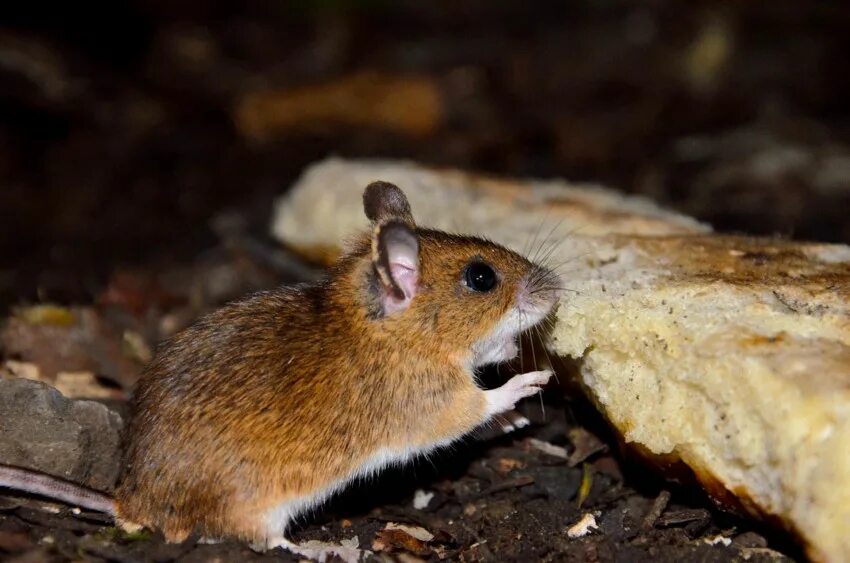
(641, 490, 671, 530)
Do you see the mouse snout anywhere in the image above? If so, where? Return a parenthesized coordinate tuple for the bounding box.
(517, 265, 561, 318)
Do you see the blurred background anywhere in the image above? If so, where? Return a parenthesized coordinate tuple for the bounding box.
(1, 0, 849, 309)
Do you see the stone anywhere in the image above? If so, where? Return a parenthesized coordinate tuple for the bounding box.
(0, 378, 123, 492)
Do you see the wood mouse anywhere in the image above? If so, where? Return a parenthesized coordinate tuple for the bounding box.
(0, 181, 561, 561)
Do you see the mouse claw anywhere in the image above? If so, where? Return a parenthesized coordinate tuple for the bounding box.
(513, 414, 531, 428)
(500, 411, 531, 434)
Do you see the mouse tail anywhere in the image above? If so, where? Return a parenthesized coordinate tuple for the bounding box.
(0, 463, 116, 516)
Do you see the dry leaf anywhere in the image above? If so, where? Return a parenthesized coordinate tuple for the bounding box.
(494, 457, 526, 474)
(15, 304, 75, 326)
(122, 330, 153, 364)
(526, 438, 568, 459)
(1, 362, 123, 400)
(577, 463, 593, 507)
(373, 530, 430, 557)
(54, 371, 124, 400)
(385, 523, 434, 542)
(1, 306, 141, 388)
(1, 360, 41, 381)
(567, 427, 608, 466)
(296, 536, 362, 563)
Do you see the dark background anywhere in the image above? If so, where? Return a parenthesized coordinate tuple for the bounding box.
(2, 0, 849, 307)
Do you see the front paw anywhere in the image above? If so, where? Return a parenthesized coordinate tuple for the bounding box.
(485, 370, 552, 416)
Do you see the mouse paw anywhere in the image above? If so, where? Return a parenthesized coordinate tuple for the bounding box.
(269, 536, 363, 563)
(485, 370, 551, 417)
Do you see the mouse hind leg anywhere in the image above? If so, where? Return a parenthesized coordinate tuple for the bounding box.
(255, 500, 364, 563)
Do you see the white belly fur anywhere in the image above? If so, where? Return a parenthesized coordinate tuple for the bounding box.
(263, 435, 465, 537)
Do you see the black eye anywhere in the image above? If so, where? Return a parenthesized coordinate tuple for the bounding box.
(464, 262, 498, 292)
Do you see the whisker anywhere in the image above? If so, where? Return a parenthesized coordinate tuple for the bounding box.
(531, 217, 566, 265)
(543, 325, 561, 386)
(534, 326, 550, 420)
(528, 326, 546, 421)
(530, 285, 581, 295)
(535, 223, 572, 271)
(529, 322, 538, 372)
(534, 221, 597, 271)
(518, 310, 525, 375)
(532, 220, 594, 273)
(524, 211, 552, 259)
(541, 250, 598, 274)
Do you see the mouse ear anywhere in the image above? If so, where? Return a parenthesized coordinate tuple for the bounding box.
(372, 220, 419, 316)
(363, 181, 415, 226)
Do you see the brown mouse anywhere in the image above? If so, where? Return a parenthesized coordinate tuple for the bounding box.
(0, 181, 561, 561)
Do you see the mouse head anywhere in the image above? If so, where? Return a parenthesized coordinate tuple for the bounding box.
(357, 181, 561, 369)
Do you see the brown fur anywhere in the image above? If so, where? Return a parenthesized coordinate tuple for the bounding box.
(113, 186, 557, 546)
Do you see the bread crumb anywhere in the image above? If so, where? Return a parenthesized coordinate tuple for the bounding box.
(704, 535, 732, 547)
(412, 489, 434, 509)
(567, 513, 599, 538)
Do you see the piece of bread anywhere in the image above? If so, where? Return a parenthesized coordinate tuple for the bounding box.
(270, 157, 850, 563)
(270, 157, 709, 263)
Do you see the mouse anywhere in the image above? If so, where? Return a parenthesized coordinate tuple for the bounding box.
(0, 180, 562, 562)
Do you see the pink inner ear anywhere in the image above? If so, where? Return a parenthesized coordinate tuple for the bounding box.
(377, 221, 419, 316)
(382, 258, 418, 316)
(391, 261, 418, 300)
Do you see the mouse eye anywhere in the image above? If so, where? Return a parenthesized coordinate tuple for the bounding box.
(463, 262, 498, 292)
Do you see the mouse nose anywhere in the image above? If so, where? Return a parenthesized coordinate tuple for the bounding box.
(519, 265, 562, 312)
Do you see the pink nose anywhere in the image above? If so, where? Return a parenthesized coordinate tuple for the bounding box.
(518, 267, 561, 311)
